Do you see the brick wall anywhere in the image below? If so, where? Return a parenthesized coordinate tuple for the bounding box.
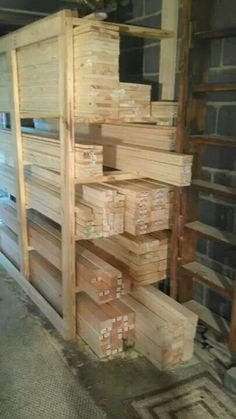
(194, 0, 236, 320)
(113, 0, 235, 319)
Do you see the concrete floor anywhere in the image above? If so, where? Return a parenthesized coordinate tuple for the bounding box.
(0, 265, 235, 419)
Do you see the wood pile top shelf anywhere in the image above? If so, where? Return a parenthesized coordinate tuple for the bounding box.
(185, 221, 236, 246)
(192, 179, 236, 199)
(194, 27, 236, 40)
(190, 134, 236, 147)
(182, 261, 233, 297)
(193, 83, 236, 93)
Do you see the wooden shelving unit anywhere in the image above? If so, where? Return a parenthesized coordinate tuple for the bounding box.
(0, 3, 195, 362)
(179, 0, 236, 350)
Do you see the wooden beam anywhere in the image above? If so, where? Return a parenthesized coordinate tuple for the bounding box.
(0, 251, 64, 335)
(159, 0, 179, 100)
(58, 20, 76, 341)
(8, 50, 29, 279)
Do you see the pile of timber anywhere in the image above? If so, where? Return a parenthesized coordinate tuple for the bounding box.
(76, 243, 131, 304)
(89, 231, 169, 286)
(106, 179, 172, 235)
(0, 224, 19, 267)
(75, 133, 192, 186)
(0, 129, 14, 167)
(119, 82, 151, 121)
(0, 164, 16, 196)
(23, 132, 103, 179)
(87, 123, 176, 151)
(25, 175, 125, 239)
(123, 286, 198, 370)
(0, 198, 18, 233)
(77, 183, 125, 238)
(77, 292, 135, 358)
(151, 101, 177, 126)
(30, 251, 62, 316)
(74, 22, 120, 122)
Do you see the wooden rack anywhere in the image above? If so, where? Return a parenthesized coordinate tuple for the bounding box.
(178, 0, 236, 350)
(0, 4, 191, 346)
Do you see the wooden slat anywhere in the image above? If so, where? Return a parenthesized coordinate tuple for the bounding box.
(192, 179, 236, 198)
(8, 50, 29, 278)
(191, 134, 236, 147)
(0, 251, 64, 335)
(183, 300, 229, 336)
(182, 261, 233, 297)
(58, 20, 76, 341)
(194, 83, 236, 92)
(159, 0, 179, 100)
(75, 171, 144, 184)
(194, 27, 236, 40)
(72, 18, 174, 39)
(185, 221, 236, 246)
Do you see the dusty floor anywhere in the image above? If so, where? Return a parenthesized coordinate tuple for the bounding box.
(0, 265, 235, 418)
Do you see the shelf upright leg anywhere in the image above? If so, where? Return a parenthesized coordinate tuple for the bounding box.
(58, 19, 76, 341)
(8, 49, 29, 279)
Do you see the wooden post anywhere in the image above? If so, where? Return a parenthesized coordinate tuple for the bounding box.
(59, 19, 76, 341)
(8, 50, 29, 278)
(159, 0, 179, 100)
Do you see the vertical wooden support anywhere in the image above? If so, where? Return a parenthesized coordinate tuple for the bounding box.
(159, 0, 179, 100)
(59, 19, 76, 340)
(169, 0, 191, 299)
(229, 273, 236, 351)
(8, 50, 29, 278)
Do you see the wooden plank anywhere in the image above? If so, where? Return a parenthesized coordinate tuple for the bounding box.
(194, 83, 236, 92)
(183, 300, 230, 336)
(194, 27, 236, 40)
(192, 179, 236, 199)
(72, 18, 174, 39)
(0, 251, 64, 335)
(185, 221, 236, 246)
(182, 261, 233, 296)
(0, 10, 73, 53)
(75, 171, 144, 184)
(8, 50, 29, 278)
(58, 20, 76, 341)
(191, 134, 236, 147)
(159, 0, 179, 100)
(229, 273, 236, 351)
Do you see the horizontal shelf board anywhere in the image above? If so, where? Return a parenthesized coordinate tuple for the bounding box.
(192, 179, 236, 198)
(182, 261, 233, 296)
(185, 221, 236, 246)
(194, 83, 236, 93)
(191, 134, 236, 147)
(183, 300, 230, 336)
(194, 27, 236, 40)
(73, 18, 174, 40)
(75, 171, 143, 184)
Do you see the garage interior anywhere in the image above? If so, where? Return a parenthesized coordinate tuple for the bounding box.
(0, 1, 236, 418)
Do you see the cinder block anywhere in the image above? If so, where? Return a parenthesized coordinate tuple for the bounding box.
(218, 106, 236, 137)
(223, 37, 236, 65)
(144, 0, 162, 15)
(224, 367, 236, 394)
(205, 105, 217, 134)
(203, 146, 235, 170)
(208, 68, 236, 83)
(144, 44, 160, 73)
(209, 39, 222, 67)
(209, 241, 236, 270)
(205, 287, 232, 321)
(199, 198, 234, 232)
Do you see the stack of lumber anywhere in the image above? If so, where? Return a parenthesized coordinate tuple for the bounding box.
(77, 183, 125, 238)
(119, 82, 151, 121)
(23, 132, 103, 179)
(75, 133, 193, 186)
(0, 164, 16, 196)
(123, 286, 198, 370)
(74, 22, 120, 122)
(90, 231, 169, 286)
(77, 292, 135, 358)
(76, 243, 131, 304)
(0, 129, 14, 167)
(25, 165, 61, 188)
(0, 198, 18, 233)
(0, 224, 19, 267)
(106, 179, 172, 235)
(87, 123, 176, 151)
(151, 101, 177, 125)
(30, 251, 62, 315)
